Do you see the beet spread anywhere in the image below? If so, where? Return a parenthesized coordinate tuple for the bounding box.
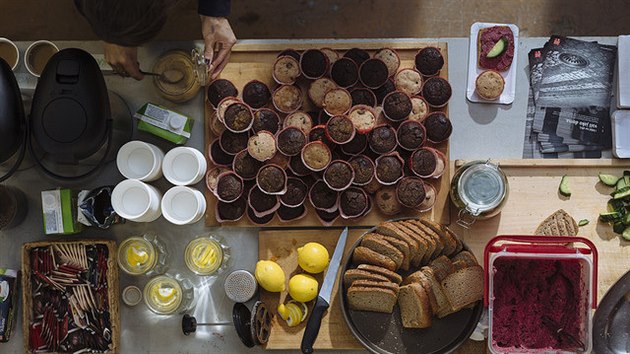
(492, 258, 586, 351)
(478, 26, 515, 72)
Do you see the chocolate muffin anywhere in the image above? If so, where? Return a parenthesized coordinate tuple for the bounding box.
(308, 78, 338, 108)
(277, 49, 301, 60)
(326, 115, 355, 144)
(382, 91, 412, 121)
(252, 108, 280, 134)
(272, 85, 302, 113)
(301, 141, 331, 172)
(372, 79, 396, 105)
(375, 154, 404, 185)
(248, 186, 279, 216)
(368, 125, 397, 154)
(422, 77, 452, 107)
(350, 88, 377, 107)
(331, 57, 359, 88)
(217, 197, 247, 221)
(410, 148, 437, 177)
(324, 160, 354, 190)
(374, 48, 400, 77)
(317, 110, 332, 125)
(206, 167, 229, 192)
(224, 103, 253, 132)
(359, 58, 389, 89)
(277, 204, 306, 222)
(309, 180, 338, 210)
(364, 177, 383, 194)
(207, 79, 238, 108)
(341, 132, 367, 156)
(315, 208, 339, 224)
(375, 186, 402, 215)
(300, 49, 329, 79)
(246, 206, 275, 225)
(344, 48, 370, 65)
(423, 112, 453, 142)
(273, 55, 301, 84)
(209, 140, 235, 166)
(219, 130, 248, 155)
(396, 120, 426, 150)
(280, 177, 308, 207)
(396, 177, 426, 208)
(216, 172, 244, 202)
(277, 127, 307, 156)
(257, 164, 286, 194)
(349, 155, 375, 185)
(323, 88, 352, 116)
(232, 150, 263, 180)
(415, 47, 444, 76)
(242, 80, 271, 109)
(289, 155, 312, 176)
(339, 187, 368, 218)
(308, 125, 327, 143)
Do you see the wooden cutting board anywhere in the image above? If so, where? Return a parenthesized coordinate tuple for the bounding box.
(450, 159, 630, 303)
(204, 40, 451, 227)
(258, 228, 365, 350)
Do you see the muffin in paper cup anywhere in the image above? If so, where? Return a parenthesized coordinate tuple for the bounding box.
(208, 139, 235, 167)
(301, 141, 332, 172)
(374, 48, 401, 78)
(368, 124, 397, 154)
(331, 57, 359, 88)
(207, 78, 238, 109)
(344, 48, 370, 65)
(256, 164, 288, 195)
(359, 58, 389, 89)
(272, 84, 303, 114)
(206, 167, 230, 193)
(320, 47, 340, 67)
(246, 206, 275, 226)
(277, 126, 307, 157)
(309, 179, 339, 213)
(219, 130, 249, 156)
(277, 204, 308, 223)
(242, 79, 271, 109)
(214, 171, 244, 203)
(348, 104, 377, 134)
(409, 146, 446, 179)
(216, 96, 243, 124)
(323, 88, 352, 116)
(325, 115, 355, 145)
(247, 130, 277, 162)
(273, 55, 301, 85)
(382, 90, 413, 122)
(252, 108, 281, 134)
(349, 155, 375, 186)
(280, 177, 308, 207)
(375, 151, 405, 185)
(215, 197, 247, 223)
(323, 160, 355, 191)
(289, 154, 313, 177)
(423, 111, 453, 143)
(339, 187, 369, 219)
(421, 76, 452, 108)
(248, 185, 281, 218)
(415, 46, 445, 77)
(223, 101, 254, 133)
(396, 119, 427, 151)
(232, 150, 263, 181)
(394, 68, 423, 96)
(308, 124, 329, 143)
(340, 132, 368, 156)
(283, 111, 313, 133)
(395, 176, 426, 209)
(350, 87, 377, 107)
(300, 49, 330, 80)
(408, 96, 430, 122)
(308, 77, 338, 108)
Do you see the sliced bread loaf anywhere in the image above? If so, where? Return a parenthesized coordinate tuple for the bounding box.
(361, 234, 405, 270)
(440, 265, 484, 312)
(450, 250, 478, 267)
(352, 246, 397, 271)
(420, 266, 453, 318)
(402, 270, 439, 313)
(535, 209, 579, 236)
(344, 269, 390, 287)
(380, 235, 411, 271)
(444, 226, 464, 254)
(429, 255, 456, 282)
(375, 222, 420, 262)
(419, 219, 457, 256)
(409, 220, 444, 260)
(347, 286, 397, 313)
(357, 264, 403, 284)
(398, 283, 433, 328)
(351, 280, 400, 296)
(399, 221, 435, 265)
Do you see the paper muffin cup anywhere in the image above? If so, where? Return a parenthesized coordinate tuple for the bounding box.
(395, 176, 426, 209)
(415, 46, 444, 77)
(216, 96, 243, 124)
(323, 160, 355, 192)
(421, 76, 452, 108)
(368, 123, 397, 155)
(374, 47, 401, 78)
(374, 151, 405, 186)
(246, 206, 275, 226)
(396, 119, 427, 151)
(272, 85, 303, 114)
(381, 90, 413, 122)
(207, 78, 239, 109)
(248, 185, 281, 218)
(247, 130, 277, 162)
(408, 96, 430, 122)
(301, 141, 332, 172)
(339, 187, 369, 219)
(349, 155, 375, 186)
(277, 204, 308, 223)
(213, 171, 245, 203)
(242, 79, 271, 109)
(280, 177, 308, 208)
(408, 146, 446, 179)
(256, 164, 288, 195)
(308, 179, 339, 213)
(208, 139, 235, 167)
(359, 58, 390, 89)
(252, 108, 281, 134)
(219, 130, 249, 156)
(348, 104, 377, 134)
(322, 88, 353, 117)
(206, 167, 230, 193)
(283, 111, 314, 133)
(325, 115, 356, 145)
(299, 49, 330, 80)
(350, 87, 377, 108)
(215, 197, 247, 223)
(272, 55, 301, 85)
(394, 68, 424, 96)
(277, 126, 307, 157)
(330, 57, 359, 89)
(232, 150, 262, 181)
(223, 102, 254, 134)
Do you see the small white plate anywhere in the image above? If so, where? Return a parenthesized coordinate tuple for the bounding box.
(466, 22, 520, 105)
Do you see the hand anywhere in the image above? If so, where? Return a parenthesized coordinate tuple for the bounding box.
(200, 16, 236, 81)
(104, 43, 144, 80)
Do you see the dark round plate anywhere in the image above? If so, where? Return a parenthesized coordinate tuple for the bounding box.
(339, 221, 484, 354)
(593, 269, 630, 354)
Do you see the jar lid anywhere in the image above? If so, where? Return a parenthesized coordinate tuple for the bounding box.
(457, 163, 506, 215)
(122, 285, 142, 306)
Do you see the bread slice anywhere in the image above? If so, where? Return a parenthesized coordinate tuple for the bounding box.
(420, 266, 453, 318)
(399, 221, 435, 265)
(398, 283, 432, 328)
(440, 265, 484, 312)
(351, 280, 400, 296)
(391, 222, 428, 267)
(429, 255, 456, 282)
(361, 234, 404, 270)
(375, 222, 420, 263)
(444, 226, 464, 254)
(535, 209, 579, 236)
(402, 270, 438, 313)
(347, 286, 397, 313)
(419, 219, 457, 256)
(410, 220, 444, 260)
(450, 250, 478, 267)
(380, 235, 411, 271)
(352, 246, 397, 271)
(344, 269, 389, 287)
(357, 264, 403, 284)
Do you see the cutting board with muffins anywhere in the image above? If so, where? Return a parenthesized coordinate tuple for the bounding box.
(204, 41, 452, 227)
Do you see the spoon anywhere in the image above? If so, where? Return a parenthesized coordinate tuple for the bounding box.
(140, 69, 185, 84)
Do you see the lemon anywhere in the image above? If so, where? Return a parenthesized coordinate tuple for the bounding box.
(155, 286, 177, 303)
(255, 260, 286, 292)
(277, 301, 308, 327)
(288, 274, 319, 302)
(126, 246, 149, 267)
(297, 242, 330, 274)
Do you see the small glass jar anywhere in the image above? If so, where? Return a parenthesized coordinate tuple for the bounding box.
(184, 234, 230, 276)
(143, 274, 195, 315)
(118, 234, 169, 276)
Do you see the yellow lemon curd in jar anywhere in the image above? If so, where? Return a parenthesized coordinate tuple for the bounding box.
(144, 276, 182, 315)
(118, 237, 157, 275)
(185, 238, 223, 275)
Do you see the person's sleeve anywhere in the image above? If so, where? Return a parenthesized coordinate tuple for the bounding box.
(198, 0, 231, 17)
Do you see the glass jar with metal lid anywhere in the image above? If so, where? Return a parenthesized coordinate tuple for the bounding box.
(450, 160, 509, 228)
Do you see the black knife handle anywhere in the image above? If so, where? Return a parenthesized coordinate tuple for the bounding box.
(300, 295, 329, 354)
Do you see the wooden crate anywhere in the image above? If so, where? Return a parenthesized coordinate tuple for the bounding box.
(21, 240, 119, 354)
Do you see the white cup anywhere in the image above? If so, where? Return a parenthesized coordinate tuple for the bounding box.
(0, 38, 19, 70)
(117, 141, 165, 182)
(24, 40, 59, 77)
(111, 179, 162, 222)
(161, 186, 206, 225)
(162, 147, 207, 186)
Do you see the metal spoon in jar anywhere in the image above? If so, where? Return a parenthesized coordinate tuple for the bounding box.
(140, 69, 185, 84)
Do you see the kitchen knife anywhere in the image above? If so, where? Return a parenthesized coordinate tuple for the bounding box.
(300, 227, 348, 354)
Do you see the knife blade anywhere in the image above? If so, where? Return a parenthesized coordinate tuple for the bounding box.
(300, 227, 348, 354)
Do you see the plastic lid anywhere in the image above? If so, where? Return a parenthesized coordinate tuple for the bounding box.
(233, 303, 255, 348)
(457, 163, 505, 215)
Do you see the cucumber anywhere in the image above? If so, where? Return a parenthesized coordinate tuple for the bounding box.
(624, 213, 630, 226)
(578, 219, 589, 226)
(599, 173, 619, 187)
(624, 170, 630, 187)
(487, 37, 508, 58)
(623, 226, 630, 241)
(614, 222, 626, 234)
(600, 211, 623, 223)
(612, 186, 630, 200)
(616, 177, 628, 190)
(559, 175, 571, 197)
(608, 199, 626, 213)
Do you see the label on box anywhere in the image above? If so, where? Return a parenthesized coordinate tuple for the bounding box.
(135, 103, 191, 138)
(41, 190, 64, 234)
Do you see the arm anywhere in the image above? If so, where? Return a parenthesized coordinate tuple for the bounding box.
(199, 0, 236, 81)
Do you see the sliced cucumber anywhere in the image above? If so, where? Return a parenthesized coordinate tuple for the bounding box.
(608, 199, 626, 213)
(559, 175, 571, 197)
(616, 177, 628, 190)
(623, 226, 630, 241)
(578, 219, 589, 226)
(614, 222, 626, 234)
(624, 213, 630, 226)
(624, 170, 630, 187)
(487, 37, 508, 58)
(612, 186, 630, 200)
(599, 173, 619, 187)
(600, 211, 624, 223)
